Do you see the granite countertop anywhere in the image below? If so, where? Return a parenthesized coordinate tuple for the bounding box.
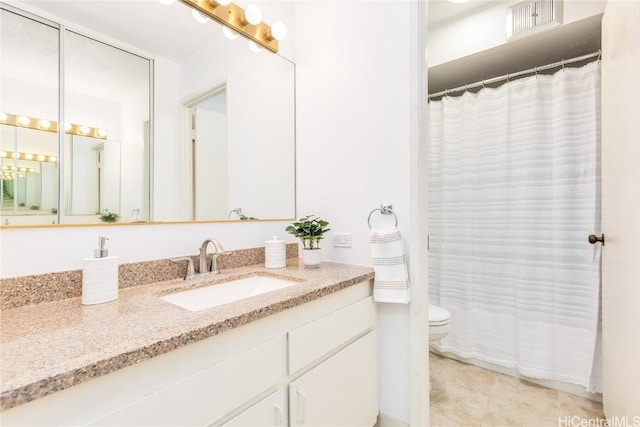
(0, 260, 374, 411)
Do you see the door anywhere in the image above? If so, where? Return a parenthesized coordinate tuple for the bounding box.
(601, 0, 640, 417)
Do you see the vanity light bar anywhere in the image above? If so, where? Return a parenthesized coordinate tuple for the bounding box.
(0, 151, 57, 163)
(0, 112, 108, 139)
(178, 0, 279, 53)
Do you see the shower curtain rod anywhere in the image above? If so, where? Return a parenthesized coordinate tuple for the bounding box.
(428, 50, 601, 100)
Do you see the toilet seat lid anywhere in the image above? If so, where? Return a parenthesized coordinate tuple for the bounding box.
(429, 304, 451, 324)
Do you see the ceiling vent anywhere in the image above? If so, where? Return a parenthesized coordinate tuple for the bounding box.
(507, 0, 563, 41)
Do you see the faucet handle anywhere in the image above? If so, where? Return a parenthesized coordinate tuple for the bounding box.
(170, 257, 195, 280)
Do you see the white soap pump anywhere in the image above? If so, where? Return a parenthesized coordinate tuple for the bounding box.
(82, 236, 119, 305)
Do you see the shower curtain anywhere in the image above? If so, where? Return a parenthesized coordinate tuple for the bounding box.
(428, 61, 602, 392)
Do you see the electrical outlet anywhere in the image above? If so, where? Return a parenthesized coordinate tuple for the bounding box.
(332, 233, 352, 248)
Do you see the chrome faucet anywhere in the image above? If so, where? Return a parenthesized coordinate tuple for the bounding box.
(199, 238, 231, 274)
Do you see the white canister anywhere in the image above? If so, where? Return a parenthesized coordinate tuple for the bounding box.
(265, 235, 286, 269)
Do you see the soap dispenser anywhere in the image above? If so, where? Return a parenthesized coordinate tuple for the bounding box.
(82, 236, 119, 305)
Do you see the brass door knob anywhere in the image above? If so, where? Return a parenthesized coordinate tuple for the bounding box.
(588, 234, 605, 246)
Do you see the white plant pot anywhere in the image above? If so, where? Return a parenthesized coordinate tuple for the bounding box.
(302, 248, 322, 268)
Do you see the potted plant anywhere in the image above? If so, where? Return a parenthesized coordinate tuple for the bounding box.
(99, 209, 119, 223)
(286, 215, 330, 268)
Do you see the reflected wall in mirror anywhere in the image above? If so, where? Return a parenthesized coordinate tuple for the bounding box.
(0, 5, 151, 225)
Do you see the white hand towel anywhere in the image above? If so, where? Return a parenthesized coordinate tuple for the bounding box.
(370, 227, 410, 304)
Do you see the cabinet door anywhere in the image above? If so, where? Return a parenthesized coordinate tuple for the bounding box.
(289, 331, 378, 427)
(222, 388, 287, 427)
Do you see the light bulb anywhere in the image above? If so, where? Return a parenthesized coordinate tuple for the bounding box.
(48, 156, 57, 163)
(29, 168, 36, 173)
(0, 112, 7, 122)
(37, 154, 46, 161)
(192, 9, 210, 23)
(0, 151, 6, 157)
(158, 0, 175, 4)
(97, 128, 107, 138)
(79, 125, 90, 134)
(17, 116, 30, 125)
(249, 41, 263, 53)
(64, 122, 72, 131)
(270, 21, 287, 41)
(39, 119, 51, 129)
(223, 26, 239, 40)
(243, 4, 262, 25)
(24, 153, 34, 160)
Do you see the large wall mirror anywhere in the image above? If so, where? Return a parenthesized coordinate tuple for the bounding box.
(0, 1, 295, 226)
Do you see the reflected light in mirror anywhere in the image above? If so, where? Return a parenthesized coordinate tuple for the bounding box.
(249, 41, 263, 53)
(191, 9, 209, 23)
(223, 26, 239, 40)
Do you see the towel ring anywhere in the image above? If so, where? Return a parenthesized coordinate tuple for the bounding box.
(368, 204, 398, 230)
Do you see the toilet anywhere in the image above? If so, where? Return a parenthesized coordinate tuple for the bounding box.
(429, 304, 451, 342)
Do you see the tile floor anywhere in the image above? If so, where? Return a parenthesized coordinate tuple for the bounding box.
(430, 352, 604, 427)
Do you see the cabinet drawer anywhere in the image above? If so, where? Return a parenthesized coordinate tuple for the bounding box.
(91, 335, 286, 426)
(288, 296, 375, 374)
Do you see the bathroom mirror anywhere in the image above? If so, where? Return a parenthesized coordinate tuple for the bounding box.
(0, 1, 296, 226)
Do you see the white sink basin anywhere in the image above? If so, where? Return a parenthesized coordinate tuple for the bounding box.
(161, 275, 297, 312)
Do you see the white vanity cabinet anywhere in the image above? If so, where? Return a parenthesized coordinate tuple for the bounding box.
(1, 280, 377, 427)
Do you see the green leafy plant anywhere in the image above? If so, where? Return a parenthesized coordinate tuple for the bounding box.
(286, 215, 330, 249)
(99, 209, 119, 223)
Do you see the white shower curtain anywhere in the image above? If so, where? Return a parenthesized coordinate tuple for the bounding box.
(428, 61, 602, 392)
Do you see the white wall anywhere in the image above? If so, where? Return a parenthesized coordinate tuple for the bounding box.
(293, 1, 416, 422)
(428, 0, 606, 67)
